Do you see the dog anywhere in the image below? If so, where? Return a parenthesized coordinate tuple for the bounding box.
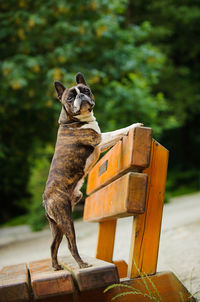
(43, 72, 143, 270)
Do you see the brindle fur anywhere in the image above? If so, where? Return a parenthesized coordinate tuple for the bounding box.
(43, 126, 100, 270)
(43, 73, 101, 270)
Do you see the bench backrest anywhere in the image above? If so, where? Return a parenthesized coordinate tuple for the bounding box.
(83, 127, 169, 278)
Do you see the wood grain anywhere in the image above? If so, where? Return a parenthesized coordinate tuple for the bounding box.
(128, 140, 169, 278)
(84, 172, 148, 222)
(87, 127, 152, 194)
(0, 263, 30, 302)
(60, 255, 119, 291)
(29, 258, 74, 300)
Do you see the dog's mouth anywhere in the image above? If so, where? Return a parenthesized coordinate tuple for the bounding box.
(73, 98, 94, 115)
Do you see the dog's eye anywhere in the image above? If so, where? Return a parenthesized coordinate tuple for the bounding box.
(83, 88, 90, 95)
(67, 93, 74, 101)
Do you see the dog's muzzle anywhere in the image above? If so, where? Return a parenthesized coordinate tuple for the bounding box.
(74, 94, 94, 113)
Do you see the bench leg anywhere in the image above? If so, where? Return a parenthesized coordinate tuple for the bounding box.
(96, 220, 117, 262)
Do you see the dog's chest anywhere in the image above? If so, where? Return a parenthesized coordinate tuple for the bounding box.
(57, 125, 101, 148)
(45, 126, 101, 192)
(56, 127, 99, 165)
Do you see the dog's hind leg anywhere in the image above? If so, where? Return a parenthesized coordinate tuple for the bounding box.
(60, 200, 90, 268)
(47, 215, 63, 270)
(64, 218, 90, 268)
(45, 198, 90, 269)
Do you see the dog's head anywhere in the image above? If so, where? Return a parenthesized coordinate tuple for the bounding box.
(54, 73, 95, 122)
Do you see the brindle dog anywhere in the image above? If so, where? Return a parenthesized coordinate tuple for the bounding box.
(43, 73, 143, 270)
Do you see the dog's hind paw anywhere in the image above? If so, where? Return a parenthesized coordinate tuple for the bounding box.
(79, 262, 92, 269)
(52, 264, 63, 271)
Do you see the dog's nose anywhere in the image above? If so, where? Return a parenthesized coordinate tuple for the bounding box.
(78, 93, 85, 100)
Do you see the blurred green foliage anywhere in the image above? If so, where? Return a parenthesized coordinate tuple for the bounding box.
(27, 145, 53, 230)
(128, 0, 200, 200)
(0, 0, 199, 228)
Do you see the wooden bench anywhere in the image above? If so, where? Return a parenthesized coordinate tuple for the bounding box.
(0, 127, 195, 301)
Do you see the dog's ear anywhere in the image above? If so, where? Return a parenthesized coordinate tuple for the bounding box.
(54, 81, 66, 100)
(76, 72, 87, 86)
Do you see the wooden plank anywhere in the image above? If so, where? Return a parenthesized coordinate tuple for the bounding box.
(72, 272, 194, 302)
(128, 140, 169, 278)
(84, 172, 148, 222)
(87, 127, 152, 194)
(104, 271, 195, 302)
(96, 220, 117, 262)
(29, 258, 74, 300)
(60, 255, 119, 291)
(0, 263, 30, 302)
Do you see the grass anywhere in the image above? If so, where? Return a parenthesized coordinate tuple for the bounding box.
(104, 275, 162, 301)
(104, 283, 161, 301)
(105, 279, 199, 302)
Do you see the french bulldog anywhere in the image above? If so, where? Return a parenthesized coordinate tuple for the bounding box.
(43, 72, 143, 270)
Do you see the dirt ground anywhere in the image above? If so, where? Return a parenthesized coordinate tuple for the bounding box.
(0, 192, 200, 300)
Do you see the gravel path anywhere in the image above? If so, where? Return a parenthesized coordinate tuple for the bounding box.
(0, 192, 200, 300)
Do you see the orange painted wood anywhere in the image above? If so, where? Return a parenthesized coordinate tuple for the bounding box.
(87, 127, 152, 194)
(96, 220, 117, 262)
(0, 263, 30, 302)
(128, 140, 169, 278)
(112, 260, 128, 279)
(60, 255, 119, 291)
(84, 172, 148, 222)
(29, 258, 74, 300)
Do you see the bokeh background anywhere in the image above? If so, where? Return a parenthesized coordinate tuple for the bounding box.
(1, 0, 200, 231)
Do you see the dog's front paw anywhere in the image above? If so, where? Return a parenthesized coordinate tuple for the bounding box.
(131, 123, 144, 128)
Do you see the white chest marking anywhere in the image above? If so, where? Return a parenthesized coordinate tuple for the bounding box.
(76, 111, 101, 133)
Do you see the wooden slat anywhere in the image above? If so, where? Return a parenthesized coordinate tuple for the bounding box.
(87, 127, 152, 194)
(96, 220, 117, 262)
(0, 263, 30, 302)
(84, 172, 148, 222)
(29, 258, 74, 300)
(60, 255, 119, 291)
(128, 140, 169, 278)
